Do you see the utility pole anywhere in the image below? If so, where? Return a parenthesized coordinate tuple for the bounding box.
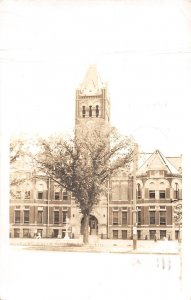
(133, 143, 138, 250)
(107, 179, 110, 239)
(47, 177, 50, 238)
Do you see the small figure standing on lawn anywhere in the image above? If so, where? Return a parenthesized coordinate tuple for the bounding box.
(154, 234, 157, 242)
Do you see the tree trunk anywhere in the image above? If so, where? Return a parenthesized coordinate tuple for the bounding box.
(83, 214, 89, 244)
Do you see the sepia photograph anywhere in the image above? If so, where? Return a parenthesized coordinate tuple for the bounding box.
(0, 0, 191, 299)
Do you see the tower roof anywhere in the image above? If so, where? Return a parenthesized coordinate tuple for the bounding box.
(79, 65, 105, 95)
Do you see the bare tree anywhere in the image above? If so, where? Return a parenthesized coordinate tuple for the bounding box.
(33, 125, 135, 244)
(10, 137, 32, 190)
(10, 137, 25, 165)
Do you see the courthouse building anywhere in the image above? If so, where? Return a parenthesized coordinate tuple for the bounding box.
(9, 65, 182, 240)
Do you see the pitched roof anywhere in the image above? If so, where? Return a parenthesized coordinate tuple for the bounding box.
(137, 149, 181, 176)
(79, 65, 105, 95)
(166, 156, 182, 172)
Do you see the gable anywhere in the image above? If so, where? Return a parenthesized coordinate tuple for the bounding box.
(148, 155, 167, 171)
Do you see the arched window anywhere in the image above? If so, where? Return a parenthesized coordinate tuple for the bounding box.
(89, 106, 92, 117)
(96, 105, 99, 117)
(82, 106, 86, 118)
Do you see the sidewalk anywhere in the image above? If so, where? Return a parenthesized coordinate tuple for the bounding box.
(10, 238, 181, 254)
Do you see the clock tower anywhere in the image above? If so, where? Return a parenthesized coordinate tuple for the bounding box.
(75, 65, 110, 131)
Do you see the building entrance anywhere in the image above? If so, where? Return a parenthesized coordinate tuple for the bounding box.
(81, 215, 98, 235)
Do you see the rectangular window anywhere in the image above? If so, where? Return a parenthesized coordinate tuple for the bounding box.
(53, 229, 59, 238)
(14, 210, 20, 224)
(62, 211, 67, 224)
(174, 190, 179, 199)
(122, 211, 127, 225)
(159, 206, 166, 210)
(159, 190, 165, 199)
(160, 211, 166, 225)
(113, 211, 118, 225)
(149, 211, 155, 225)
(149, 190, 155, 199)
(23, 229, 30, 238)
(54, 211, 59, 224)
(113, 230, 118, 239)
(82, 106, 86, 118)
(24, 210, 29, 224)
(122, 230, 127, 239)
(175, 230, 179, 240)
(150, 230, 156, 240)
(25, 191, 30, 199)
(137, 230, 141, 240)
(54, 192, 60, 200)
(137, 210, 141, 225)
(14, 228, 20, 238)
(37, 211, 43, 224)
(150, 206, 155, 210)
(137, 190, 141, 199)
(38, 192, 43, 199)
(63, 190, 68, 200)
(160, 230, 166, 240)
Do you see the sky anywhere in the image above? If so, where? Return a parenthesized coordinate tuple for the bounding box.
(1, 0, 191, 156)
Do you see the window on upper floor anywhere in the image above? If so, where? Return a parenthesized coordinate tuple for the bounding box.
(159, 190, 165, 199)
(137, 183, 141, 199)
(137, 209, 141, 225)
(174, 183, 179, 199)
(160, 211, 166, 225)
(89, 106, 92, 117)
(122, 211, 127, 225)
(54, 192, 60, 200)
(14, 210, 20, 224)
(63, 189, 68, 200)
(24, 209, 30, 224)
(37, 183, 44, 199)
(149, 211, 156, 225)
(149, 190, 155, 199)
(113, 211, 118, 225)
(37, 210, 43, 224)
(82, 106, 86, 118)
(54, 210, 59, 224)
(62, 211, 67, 224)
(96, 105, 99, 117)
(38, 192, 43, 199)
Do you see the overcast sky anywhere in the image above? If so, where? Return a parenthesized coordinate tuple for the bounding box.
(1, 0, 191, 155)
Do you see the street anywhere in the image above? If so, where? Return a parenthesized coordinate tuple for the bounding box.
(0, 246, 182, 300)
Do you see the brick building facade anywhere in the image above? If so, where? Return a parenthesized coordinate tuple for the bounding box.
(9, 66, 182, 240)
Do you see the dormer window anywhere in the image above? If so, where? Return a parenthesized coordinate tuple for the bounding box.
(89, 106, 92, 117)
(96, 105, 99, 117)
(82, 106, 86, 118)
